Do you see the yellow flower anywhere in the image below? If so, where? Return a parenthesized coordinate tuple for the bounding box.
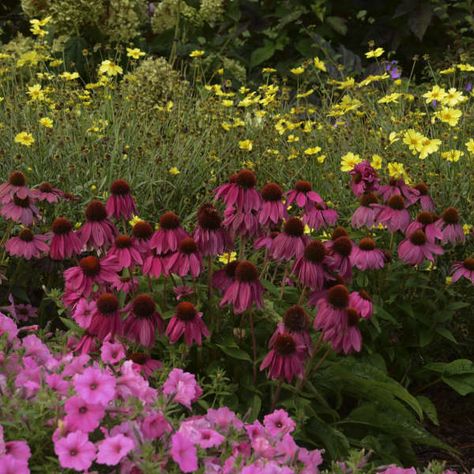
(218, 251, 237, 264)
(39, 117, 53, 128)
(340, 152, 362, 171)
(287, 134, 299, 143)
(441, 150, 463, 162)
(316, 154, 326, 163)
(435, 107, 462, 127)
(14, 132, 35, 147)
(378, 92, 402, 104)
(466, 138, 474, 154)
(59, 71, 80, 80)
(98, 60, 123, 76)
(463, 223, 472, 235)
(169, 167, 180, 175)
(221, 99, 233, 107)
(445, 276, 452, 286)
(387, 162, 407, 179)
(296, 89, 314, 99)
(126, 47, 145, 59)
(423, 85, 447, 103)
(418, 138, 441, 160)
(313, 57, 327, 72)
(304, 146, 322, 156)
(371, 154, 383, 169)
(262, 67, 277, 73)
(290, 66, 305, 75)
(441, 88, 465, 107)
(365, 47, 384, 58)
(27, 84, 45, 101)
(189, 50, 205, 58)
(403, 129, 425, 152)
(129, 215, 143, 227)
(239, 139, 253, 151)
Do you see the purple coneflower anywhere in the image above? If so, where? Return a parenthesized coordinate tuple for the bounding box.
(214, 169, 261, 212)
(349, 161, 379, 197)
(323, 307, 362, 354)
(107, 235, 143, 270)
(193, 204, 232, 256)
(212, 260, 239, 293)
(260, 333, 305, 382)
(5, 228, 49, 259)
(351, 237, 385, 270)
(106, 179, 137, 220)
(450, 258, 474, 285)
(150, 211, 188, 254)
(88, 293, 122, 340)
(351, 192, 379, 229)
(128, 352, 162, 377)
(405, 211, 443, 242)
(50, 217, 83, 260)
(349, 289, 372, 319)
(223, 207, 260, 238)
(0, 194, 40, 225)
(166, 237, 202, 277)
(142, 250, 168, 278)
(0, 171, 33, 203)
(131, 220, 154, 255)
(374, 195, 410, 233)
(123, 294, 164, 347)
(286, 180, 323, 211)
(166, 302, 209, 346)
(271, 217, 309, 261)
(398, 229, 443, 265)
(79, 200, 117, 249)
(413, 182, 435, 212)
(303, 203, 338, 231)
(220, 260, 264, 313)
(314, 284, 349, 333)
(254, 230, 279, 251)
(110, 275, 139, 294)
(33, 182, 63, 203)
(292, 240, 332, 290)
(440, 207, 464, 245)
(379, 178, 419, 205)
(258, 183, 287, 226)
(325, 228, 353, 280)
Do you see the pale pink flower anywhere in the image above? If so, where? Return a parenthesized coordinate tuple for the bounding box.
(163, 368, 202, 408)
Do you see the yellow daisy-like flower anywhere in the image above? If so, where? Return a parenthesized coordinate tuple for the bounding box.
(389, 131, 400, 144)
(239, 139, 253, 151)
(98, 60, 123, 76)
(462, 223, 472, 235)
(466, 138, 474, 154)
(313, 57, 327, 72)
(316, 154, 326, 164)
(287, 134, 299, 143)
(290, 66, 305, 75)
(129, 215, 143, 227)
(27, 84, 45, 101)
(14, 131, 35, 147)
(221, 99, 233, 107)
(126, 47, 145, 59)
(60, 71, 80, 80)
(403, 129, 425, 152)
(262, 67, 276, 73)
(218, 251, 237, 264)
(441, 150, 463, 162)
(39, 117, 53, 128)
(418, 138, 441, 160)
(435, 107, 462, 127)
(441, 87, 465, 107)
(340, 152, 362, 171)
(189, 50, 205, 58)
(370, 154, 383, 169)
(423, 85, 447, 103)
(387, 162, 407, 179)
(169, 167, 181, 175)
(304, 146, 322, 156)
(365, 47, 384, 58)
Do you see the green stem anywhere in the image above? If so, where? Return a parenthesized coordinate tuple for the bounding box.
(249, 310, 257, 384)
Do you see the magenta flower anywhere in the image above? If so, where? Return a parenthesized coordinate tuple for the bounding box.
(349, 289, 373, 319)
(405, 211, 443, 242)
(413, 182, 435, 211)
(374, 195, 411, 233)
(173, 285, 194, 300)
(0, 171, 33, 203)
(0, 455, 30, 474)
(379, 466, 416, 474)
(440, 207, 464, 245)
(260, 333, 305, 382)
(131, 220, 154, 255)
(49, 217, 83, 260)
(314, 284, 350, 333)
(96, 434, 134, 466)
(88, 293, 122, 340)
(212, 260, 239, 293)
(450, 258, 474, 284)
(398, 229, 444, 265)
(263, 409, 296, 437)
(379, 178, 419, 204)
(0, 195, 40, 226)
(254, 230, 279, 251)
(222, 206, 261, 238)
(351, 193, 379, 229)
(142, 250, 169, 278)
(326, 231, 353, 280)
(220, 261, 264, 314)
(64, 396, 105, 433)
(166, 237, 202, 277)
(273, 305, 312, 354)
(78, 200, 117, 249)
(140, 411, 172, 441)
(349, 161, 379, 196)
(258, 183, 287, 226)
(5, 228, 49, 260)
(166, 302, 209, 346)
(128, 352, 162, 377)
(323, 307, 363, 354)
(107, 234, 143, 269)
(73, 367, 116, 406)
(286, 180, 323, 211)
(163, 368, 202, 408)
(101, 340, 126, 364)
(214, 169, 262, 212)
(303, 203, 338, 231)
(106, 179, 137, 220)
(0, 312, 18, 342)
(32, 181, 63, 203)
(170, 432, 198, 473)
(150, 211, 189, 254)
(193, 204, 232, 256)
(123, 294, 164, 348)
(271, 217, 309, 261)
(71, 298, 95, 329)
(292, 240, 332, 290)
(197, 428, 225, 449)
(54, 431, 96, 472)
(351, 238, 385, 270)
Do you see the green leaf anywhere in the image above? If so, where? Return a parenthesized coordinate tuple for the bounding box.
(417, 396, 439, 426)
(216, 343, 252, 362)
(59, 317, 79, 331)
(436, 327, 457, 344)
(326, 16, 348, 35)
(250, 42, 276, 68)
(408, 3, 433, 40)
(425, 359, 474, 396)
(249, 394, 261, 421)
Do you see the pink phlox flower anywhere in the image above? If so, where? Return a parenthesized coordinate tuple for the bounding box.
(96, 434, 134, 466)
(163, 369, 202, 408)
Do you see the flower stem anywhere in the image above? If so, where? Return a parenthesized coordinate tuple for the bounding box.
(271, 378, 283, 411)
(249, 310, 257, 384)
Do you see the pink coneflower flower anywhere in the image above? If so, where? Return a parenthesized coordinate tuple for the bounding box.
(323, 307, 362, 354)
(214, 169, 261, 212)
(166, 302, 209, 346)
(349, 161, 379, 196)
(450, 258, 474, 285)
(54, 431, 96, 472)
(64, 255, 121, 299)
(220, 261, 264, 313)
(0, 195, 40, 225)
(212, 260, 239, 293)
(173, 285, 194, 300)
(260, 333, 305, 382)
(96, 434, 134, 466)
(398, 229, 444, 265)
(166, 237, 202, 277)
(5, 228, 49, 260)
(351, 193, 379, 229)
(314, 284, 350, 332)
(71, 298, 96, 329)
(79, 200, 117, 249)
(405, 211, 443, 242)
(32, 182, 63, 203)
(286, 180, 323, 211)
(170, 432, 198, 473)
(413, 182, 435, 211)
(379, 177, 419, 204)
(326, 229, 353, 280)
(142, 249, 168, 278)
(292, 240, 332, 290)
(0, 171, 33, 203)
(88, 293, 122, 340)
(374, 195, 410, 233)
(73, 366, 116, 406)
(128, 352, 162, 377)
(163, 368, 202, 408)
(131, 220, 154, 255)
(223, 207, 260, 238)
(254, 230, 279, 251)
(107, 235, 143, 269)
(150, 211, 188, 254)
(106, 179, 137, 220)
(258, 183, 287, 226)
(349, 289, 373, 319)
(64, 396, 105, 433)
(351, 238, 385, 270)
(49, 217, 83, 260)
(440, 207, 464, 245)
(303, 203, 338, 231)
(72, 332, 97, 355)
(271, 217, 308, 261)
(123, 294, 164, 347)
(110, 274, 139, 293)
(194, 204, 232, 256)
